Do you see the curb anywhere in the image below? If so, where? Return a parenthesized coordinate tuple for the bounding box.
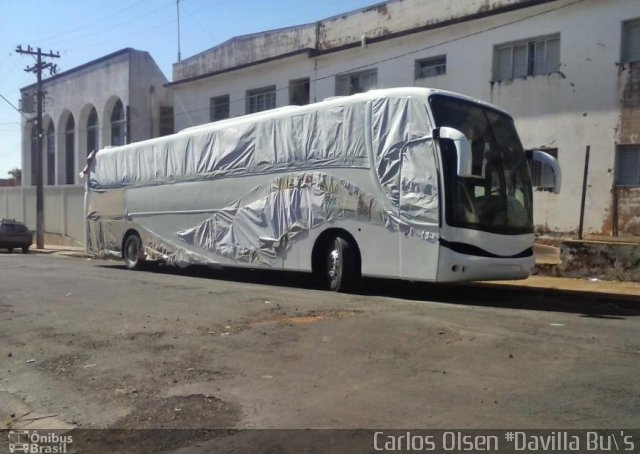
(22, 249, 640, 303)
(472, 281, 640, 304)
(30, 249, 89, 258)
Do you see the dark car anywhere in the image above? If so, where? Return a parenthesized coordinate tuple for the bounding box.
(0, 219, 32, 253)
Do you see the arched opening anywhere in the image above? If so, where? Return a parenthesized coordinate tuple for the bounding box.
(110, 99, 126, 146)
(46, 122, 55, 185)
(65, 115, 75, 184)
(87, 107, 98, 155)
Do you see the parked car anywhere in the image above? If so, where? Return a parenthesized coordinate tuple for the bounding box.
(0, 219, 32, 253)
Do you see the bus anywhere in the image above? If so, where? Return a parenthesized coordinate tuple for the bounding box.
(85, 87, 560, 291)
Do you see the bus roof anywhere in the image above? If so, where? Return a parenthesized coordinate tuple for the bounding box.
(178, 87, 508, 135)
(94, 87, 509, 159)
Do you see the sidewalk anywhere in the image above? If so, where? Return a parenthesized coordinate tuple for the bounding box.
(31, 244, 87, 258)
(30, 244, 640, 301)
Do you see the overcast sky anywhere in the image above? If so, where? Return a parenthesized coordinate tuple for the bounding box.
(0, 0, 379, 178)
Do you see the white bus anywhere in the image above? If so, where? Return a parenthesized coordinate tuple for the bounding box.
(85, 87, 560, 291)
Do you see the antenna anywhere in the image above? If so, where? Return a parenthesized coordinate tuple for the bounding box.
(176, 0, 182, 62)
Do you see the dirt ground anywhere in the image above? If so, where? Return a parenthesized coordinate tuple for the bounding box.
(1, 254, 639, 452)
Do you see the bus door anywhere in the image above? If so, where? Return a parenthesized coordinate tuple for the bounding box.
(398, 137, 440, 280)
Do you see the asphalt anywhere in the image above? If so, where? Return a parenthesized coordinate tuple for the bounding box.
(29, 243, 640, 301)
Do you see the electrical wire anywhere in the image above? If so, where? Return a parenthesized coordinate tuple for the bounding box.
(32, 0, 168, 48)
(0, 94, 29, 121)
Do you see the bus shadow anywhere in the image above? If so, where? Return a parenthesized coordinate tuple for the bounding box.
(103, 263, 640, 318)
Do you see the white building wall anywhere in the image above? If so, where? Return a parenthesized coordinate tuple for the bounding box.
(173, 55, 314, 130)
(310, 0, 639, 234)
(171, 0, 639, 236)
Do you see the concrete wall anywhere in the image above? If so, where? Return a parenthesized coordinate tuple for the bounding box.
(170, 0, 640, 237)
(559, 240, 640, 282)
(0, 186, 85, 246)
(316, 0, 550, 50)
(174, 26, 316, 81)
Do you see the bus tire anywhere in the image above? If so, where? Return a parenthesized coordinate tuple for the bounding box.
(123, 232, 145, 270)
(325, 235, 358, 292)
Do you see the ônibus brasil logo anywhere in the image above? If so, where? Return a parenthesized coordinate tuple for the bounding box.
(7, 430, 73, 453)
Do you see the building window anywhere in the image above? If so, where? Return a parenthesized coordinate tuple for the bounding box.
(622, 18, 640, 63)
(289, 78, 310, 105)
(110, 99, 126, 146)
(210, 95, 230, 122)
(415, 55, 446, 79)
(616, 146, 640, 186)
(30, 126, 37, 186)
(46, 123, 55, 185)
(247, 86, 276, 114)
(336, 69, 377, 96)
(86, 107, 98, 156)
(493, 34, 560, 81)
(527, 148, 558, 191)
(160, 106, 174, 136)
(65, 115, 75, 185)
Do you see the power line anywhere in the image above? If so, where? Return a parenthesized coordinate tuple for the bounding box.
(32, 0, 154, 44)
(46, 2, 174, 48)
(0, 93, 29, 121)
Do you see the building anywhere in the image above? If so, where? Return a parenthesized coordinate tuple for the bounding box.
(3, 48, 173, 245)
(169, 0, 640, 237)
(20, 47, 173, 187)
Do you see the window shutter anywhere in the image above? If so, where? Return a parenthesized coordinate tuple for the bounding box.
(336, 75, 349, 96)
(358, 71, 377, 92)
(495, 47, 512, 80)
(545, 37, 560, 73)
(513, 44, 528, 78)
(616, 148, 640, 186)
(534, 40, 547, 75)
(623, 20, 640, 63)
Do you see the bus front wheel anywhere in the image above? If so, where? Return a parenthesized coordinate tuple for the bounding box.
(123, 233, 145, 270)
(325, 235, 358, 292)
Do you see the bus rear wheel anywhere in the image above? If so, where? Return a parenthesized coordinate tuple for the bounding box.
(123, 233, 145, 270)
(325, 235, 358, 292)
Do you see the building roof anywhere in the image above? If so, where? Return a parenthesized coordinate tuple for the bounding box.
(171, 0, 559, 86)
(20, 48, 139, 92)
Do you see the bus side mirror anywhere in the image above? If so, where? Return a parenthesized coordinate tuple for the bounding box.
(435, 127, 473, 177)
(531, 149, 562, 194)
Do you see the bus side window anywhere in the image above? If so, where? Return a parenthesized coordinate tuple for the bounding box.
(399, 139, 439, 224)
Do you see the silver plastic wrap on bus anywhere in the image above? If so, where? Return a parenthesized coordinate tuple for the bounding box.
(88, 103, 368, 190)
(176, 172, 393, 266)
(87, 94, 440, 266)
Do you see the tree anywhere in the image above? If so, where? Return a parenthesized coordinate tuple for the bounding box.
(8, 168, 21, 181)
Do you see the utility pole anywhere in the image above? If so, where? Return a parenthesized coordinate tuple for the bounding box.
(16, 45, 60, 250)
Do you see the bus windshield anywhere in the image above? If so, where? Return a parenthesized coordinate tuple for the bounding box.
(429, 94, 533, 235)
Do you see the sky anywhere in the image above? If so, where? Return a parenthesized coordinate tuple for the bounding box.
(0, 0, 380, 178)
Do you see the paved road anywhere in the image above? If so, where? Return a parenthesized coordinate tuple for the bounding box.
(0, 253, 638, 451)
